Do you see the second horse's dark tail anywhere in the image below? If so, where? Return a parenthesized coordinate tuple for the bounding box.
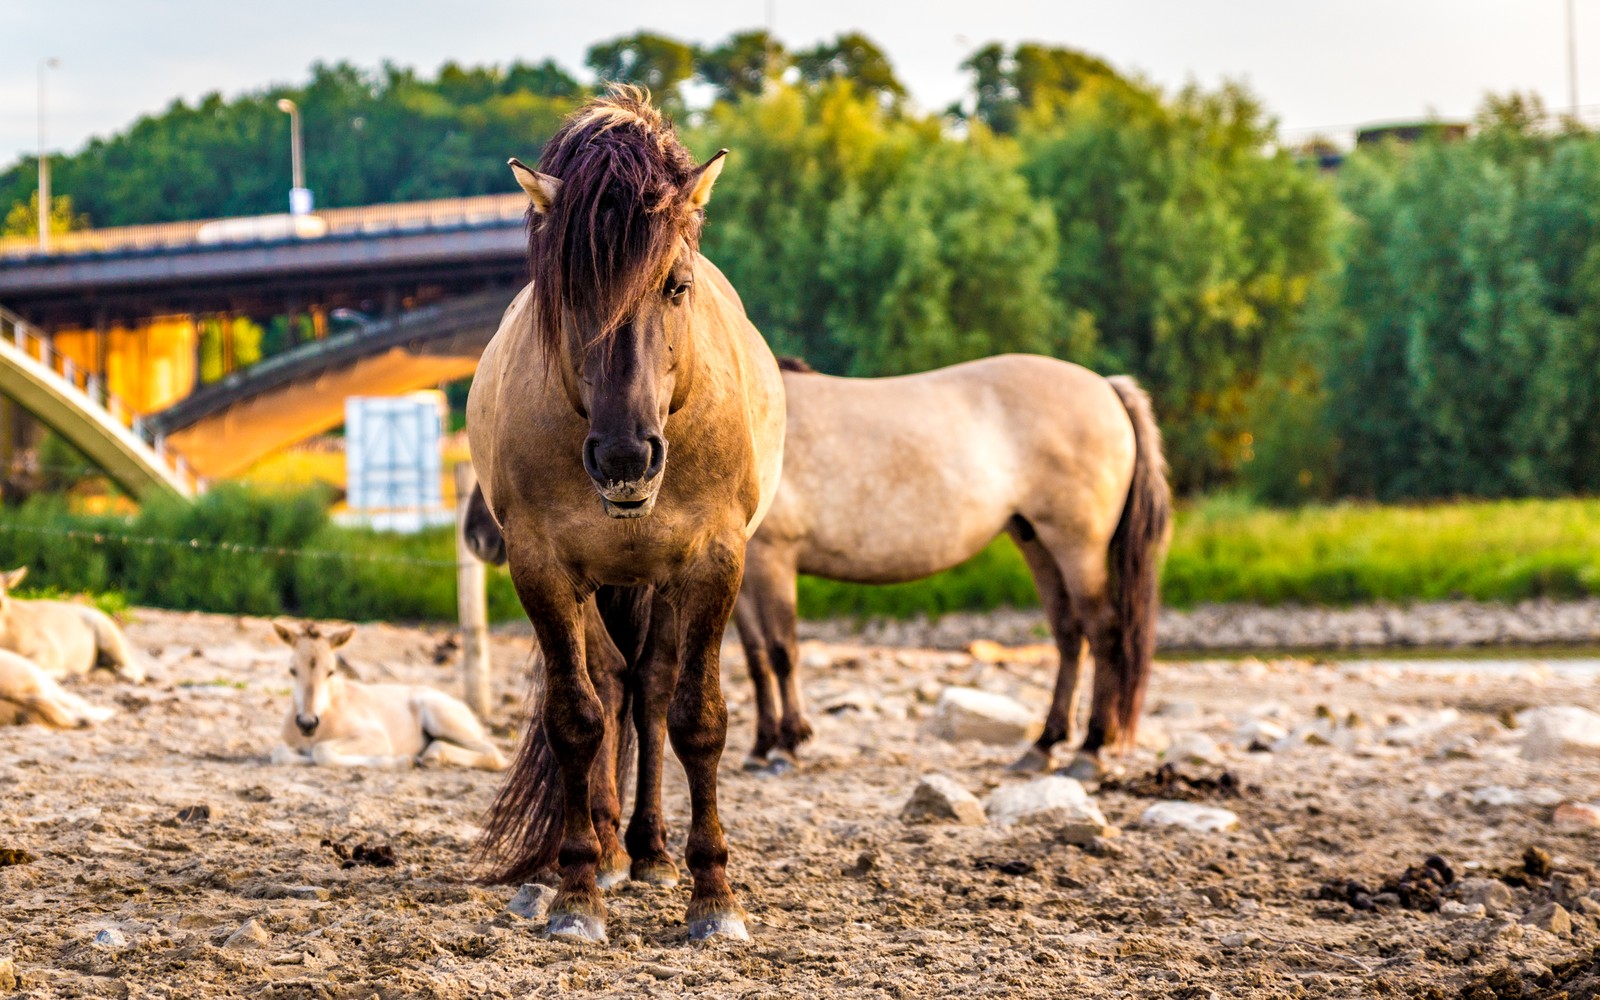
(477, 586, 648, 885)
(1101, 376, 1173, 751)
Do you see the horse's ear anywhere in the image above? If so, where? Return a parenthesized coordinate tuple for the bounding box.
(509, 158, 560, 214)
(325, 625, 357, 649)
(271, 621, 298, 646)
(3, 567, 26, 590)
(686, 149, 728, 210)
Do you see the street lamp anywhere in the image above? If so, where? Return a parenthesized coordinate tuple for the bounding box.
(276, 98, 312, 215)
(38, 57, 59, 251)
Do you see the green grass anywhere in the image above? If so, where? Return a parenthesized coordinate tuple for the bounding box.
(797, 495, 1600, 620)
(6, 489, 1598, 624)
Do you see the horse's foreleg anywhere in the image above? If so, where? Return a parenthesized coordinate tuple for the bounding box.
(627, 596, 680, 886)
(583, 599, 631, 889)
(668, 543, 749, 942)
(520, 579, 608, 943)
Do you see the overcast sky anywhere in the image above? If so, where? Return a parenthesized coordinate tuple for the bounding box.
(1, 0, 1594, 168)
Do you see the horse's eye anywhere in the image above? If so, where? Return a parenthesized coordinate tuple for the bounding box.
(666, 277, 692, 302)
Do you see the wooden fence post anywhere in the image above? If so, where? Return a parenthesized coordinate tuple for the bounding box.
(454, 461, 491, 719)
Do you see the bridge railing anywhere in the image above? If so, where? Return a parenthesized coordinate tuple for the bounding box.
(0, 192, 526, 261)
(0, 305, 197, 492)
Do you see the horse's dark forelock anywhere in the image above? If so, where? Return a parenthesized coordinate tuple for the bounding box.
(529, 87, 702, 356)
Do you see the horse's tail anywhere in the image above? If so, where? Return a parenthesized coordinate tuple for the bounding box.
(478, 586, 649, 885)
(76, 606, 146, 683)
(1102, 376, 1172, 750)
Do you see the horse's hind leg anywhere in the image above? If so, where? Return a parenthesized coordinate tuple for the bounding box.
(669, 542, 749, 942)
(1006, 518, 1088, 773)
(732, 589, 781, 770)
(742, 541, 809, 770)
(627, 596, 680, 887)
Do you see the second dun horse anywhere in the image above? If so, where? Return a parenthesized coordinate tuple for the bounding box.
(469, 89, 785, 943)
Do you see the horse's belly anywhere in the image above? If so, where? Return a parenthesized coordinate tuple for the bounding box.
(796, 501, 1005, 584)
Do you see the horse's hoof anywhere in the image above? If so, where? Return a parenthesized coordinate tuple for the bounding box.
(759, 750, 798, 777)
(596, 867, 629, 891)
(546, 912, 607, 943)
(1009, 746, 1051, 773)
(631, 862, 679, 888)
(688, 913, 751, 943)
(741, 752, 769, 772)
(1061, 752, 1104, 782)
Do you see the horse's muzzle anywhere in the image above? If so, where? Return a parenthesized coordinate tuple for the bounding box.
(296, 714, 319, 736)
(597, 483, 659, 519)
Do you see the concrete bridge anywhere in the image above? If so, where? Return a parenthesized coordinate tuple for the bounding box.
(0, 193, 528, 487)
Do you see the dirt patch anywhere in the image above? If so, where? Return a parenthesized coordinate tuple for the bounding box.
(322, 839, 399, 869)
(1317, 855, 1456, 912)
(1100, 762, 1252, 800)
(1, 608, 1598, 997)
(0, 846, 36, 866)
(1461, 946, 1600, 998)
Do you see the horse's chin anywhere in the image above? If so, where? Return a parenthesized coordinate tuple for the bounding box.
(600, 495, 657, 519)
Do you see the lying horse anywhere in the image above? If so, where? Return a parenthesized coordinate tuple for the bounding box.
(471, 88, 785, 943)
(269, 621, 505, 770)
(0, 648, 116, 729)
(738, 358, 1171, 778)
(0, 567, 146, 683)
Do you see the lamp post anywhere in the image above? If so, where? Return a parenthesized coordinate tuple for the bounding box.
(1569, 0, 1581, 121)
(37, 57, 59, 251)
(276, 98, 312, 215)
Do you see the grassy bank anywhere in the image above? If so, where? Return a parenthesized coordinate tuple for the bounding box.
(3, 489, 1596, 624)
(797, 495, 1600, 619)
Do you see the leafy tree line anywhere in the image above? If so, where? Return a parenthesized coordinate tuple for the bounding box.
(2, 33, 1596, 501)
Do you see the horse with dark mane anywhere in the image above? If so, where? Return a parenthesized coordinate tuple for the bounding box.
(468, 87, 785, 943)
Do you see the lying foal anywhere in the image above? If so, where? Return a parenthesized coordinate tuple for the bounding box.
(0, 648, 116, 729)
(269, 621, 505, 770)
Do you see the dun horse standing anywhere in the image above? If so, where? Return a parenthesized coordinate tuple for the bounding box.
(470, 89, 785, 943)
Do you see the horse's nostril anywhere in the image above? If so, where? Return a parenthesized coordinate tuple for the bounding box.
(582, 438, 602, 481)
(644, 435, 667, 479)
(296, 715, 319, 734)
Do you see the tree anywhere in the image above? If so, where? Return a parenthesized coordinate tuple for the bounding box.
(957, 43, 1123, 133)
(698, 31, 786, 103)
(793, 33, 906, 106)
(585, 32, 697, 113)
(2, 192, 85, 237)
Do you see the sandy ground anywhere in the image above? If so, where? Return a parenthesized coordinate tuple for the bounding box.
(2, 609, 1599, 999)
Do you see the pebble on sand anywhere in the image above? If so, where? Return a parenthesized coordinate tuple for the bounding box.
(507, 883, 555, 920)
(900, 774, 987, 826)
(223, 918, 271, 951)
(1166, 731, 1223, 766)
(930, 687, 1039, 745)
(93, 928, 128, 949)
(1524, 902, 1573, 936)
(1470, 786, 1521, 807)
(1552, 802, 1600, 829)
(1140, 801, 1240, 834)
(1517, 706, 1600, 761)
(985, 776, 1111, 843)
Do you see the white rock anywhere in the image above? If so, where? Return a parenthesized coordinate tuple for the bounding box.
(818, 689, 877, 716)
(1380, 709, 1461, 747)
(507, 883, 554, 920)
(931, 687, 1039, 745)
(985, 777, 1110, 843)
(223, 918, 270, 950)
(1518, 706, 1600, 761)
(1152, 700, 1201, 720)
(1471, 785, 1521, 807)
(901, 774, 986, 826)
(1166, 731, 1223, 766)
(92, 928, 127, 949)
(1440, 900, 1487, 920)
(1141, 801, 1239, 834)
(1527, 786, 1565, 807)
(1236, 719, 1288, 746)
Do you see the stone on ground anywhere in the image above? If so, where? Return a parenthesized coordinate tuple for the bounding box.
(507, 883, 555, 920)
(1524, 902, 1572, 935)
(223, 918, 271, 950)
(1518, 706, 1600, 761)
(985, 776, 1111, 843)
(1141, 800, 1239, 834)
(931, 687, 1039, 745)
(1470, 785, 1520, 807)
(1452, 878, 1515, 916)
(92, 928, 127, 949)
(901, 774, 986, 826)
(1552, 802, 1600, 829)
(1166, 731, 1223, 766)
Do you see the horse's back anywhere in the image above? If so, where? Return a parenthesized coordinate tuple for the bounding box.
(771, 354, 1136, 582)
